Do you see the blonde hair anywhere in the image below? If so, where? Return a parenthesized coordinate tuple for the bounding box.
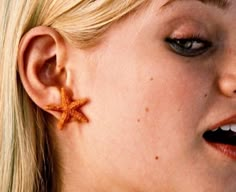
(0, 0, 146, 191)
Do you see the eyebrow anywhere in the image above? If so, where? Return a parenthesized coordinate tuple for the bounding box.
(161, 0, 231, 10)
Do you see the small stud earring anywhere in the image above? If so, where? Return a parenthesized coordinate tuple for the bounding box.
(46, 87, 89, 129)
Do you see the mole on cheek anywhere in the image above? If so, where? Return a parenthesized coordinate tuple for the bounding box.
(150, 77, 154, 81)
(145, 107, 149, 113)
(155, 156, 159, 160)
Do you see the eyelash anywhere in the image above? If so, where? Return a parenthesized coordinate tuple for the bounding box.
(165, 36, 212, 57)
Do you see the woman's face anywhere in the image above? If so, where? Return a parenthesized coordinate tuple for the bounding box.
(66, 0, 236, 191)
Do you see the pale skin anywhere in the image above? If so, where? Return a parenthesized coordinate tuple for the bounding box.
(18, 0, 236, 191)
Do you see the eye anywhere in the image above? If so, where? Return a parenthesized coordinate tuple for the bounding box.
(165, 37, 212, 57)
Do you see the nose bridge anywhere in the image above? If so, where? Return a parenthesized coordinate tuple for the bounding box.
(226, 45, 236, 57)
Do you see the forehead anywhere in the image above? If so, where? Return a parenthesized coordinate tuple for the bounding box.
(161, 0, 231, 9)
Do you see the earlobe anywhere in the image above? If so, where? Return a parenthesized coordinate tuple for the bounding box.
(17, 26, 68, 110)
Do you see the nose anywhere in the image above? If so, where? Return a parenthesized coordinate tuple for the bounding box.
(217, 44, 236, 97)
(218, 74, 236, 97)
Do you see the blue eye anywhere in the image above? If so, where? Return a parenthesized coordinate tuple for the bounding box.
(165, 37, 212, 57)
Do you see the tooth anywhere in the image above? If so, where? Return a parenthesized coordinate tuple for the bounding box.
(230, 124, 236, 132)
(212, 128, 219, 132)
(220, 125, 230, 131)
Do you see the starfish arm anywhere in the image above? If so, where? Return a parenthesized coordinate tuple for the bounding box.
(58, 111, 70, 129)
(61, 88, 71, 106)
(71, 110, 89, 123)
(46, 105, 63, 111)
(70, 98, 89, 110)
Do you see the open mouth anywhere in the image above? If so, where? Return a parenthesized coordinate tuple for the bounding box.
(203, 124, 236, 160)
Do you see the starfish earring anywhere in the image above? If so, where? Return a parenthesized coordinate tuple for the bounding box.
(46, 88, 89, 129)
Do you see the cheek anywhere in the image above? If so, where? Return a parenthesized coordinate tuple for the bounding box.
(85, 45, 212, 188)
(91, 50, 206, 149)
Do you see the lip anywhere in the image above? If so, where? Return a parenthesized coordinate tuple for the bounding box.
(204, 114, 236, 161)
(208, 114, 236, 131)
(205, 142, 236, 161)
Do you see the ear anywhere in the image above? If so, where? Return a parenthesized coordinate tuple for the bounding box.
(18, 26, 69, 115)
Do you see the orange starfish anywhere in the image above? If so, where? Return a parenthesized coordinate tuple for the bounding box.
(46, 88, 89, 129)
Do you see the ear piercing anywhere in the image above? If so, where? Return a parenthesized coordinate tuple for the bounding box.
(46, 88, 89, 129)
